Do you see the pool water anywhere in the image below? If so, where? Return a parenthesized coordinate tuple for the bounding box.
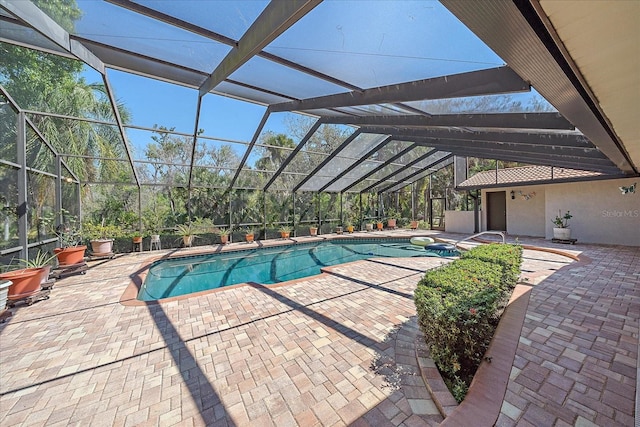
(139, 239, 437, 301)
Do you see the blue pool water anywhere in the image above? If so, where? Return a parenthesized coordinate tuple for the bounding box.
(139, 239, 439, 301)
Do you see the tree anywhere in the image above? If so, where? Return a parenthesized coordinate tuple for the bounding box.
(144, 127, 194, 217)
(140, 127, 244, 224)
(255, 133, 296, 171)
(1, 1, 134, 236)
(1, 0, 82, 112)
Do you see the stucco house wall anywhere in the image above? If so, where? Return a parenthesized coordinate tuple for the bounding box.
(507, 186, 546, 237)
(544, 178, 639, 246)
(479, 186, 546, 238)
(466, 177, 638, 246)
(444, 210, 476, 234)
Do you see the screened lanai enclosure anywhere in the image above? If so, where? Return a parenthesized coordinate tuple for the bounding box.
(1, 0, 637, 262)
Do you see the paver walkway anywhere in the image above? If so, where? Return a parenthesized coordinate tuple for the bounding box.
(498, 243, 639, 426)
(0, 231, 637, 426)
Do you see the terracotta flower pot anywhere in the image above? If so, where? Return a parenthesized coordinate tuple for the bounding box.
(280, 231, 290, 239)
(387, 218, 397, 229)
(410, 221, 418, 230)
(245, 233, 254, 243)
(220, 235, 229, 244)
(54, 246, 87, 266)
(347, 225, 354, 233)
(309, 227, 318, 236)
(376, 222, 383, 230)
(0, 268, 47, 300)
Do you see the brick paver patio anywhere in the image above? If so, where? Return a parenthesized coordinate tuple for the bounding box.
(0, 231, 637, 426)
(497, 243, 639, 427)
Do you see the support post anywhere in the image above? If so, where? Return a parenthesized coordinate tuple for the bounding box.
(471, 190, 480, 233)
(228, 192, 232, 230)
(292, 192, 296, 237)
(263, 191, 267, 240)
(428, 176, 432, 229)
(359, 193, 363, 230)
(77, 180, 82, 228)
(317, 193, 321, 235)
(411, 182, 415, 221)
(55, 155, 62, 220)
(17, 112, 28, 260)
(138, 187, 142, 233)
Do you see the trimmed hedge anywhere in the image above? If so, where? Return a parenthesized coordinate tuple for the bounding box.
(461, 243, 522, 289)
(414, 243, 522, 401)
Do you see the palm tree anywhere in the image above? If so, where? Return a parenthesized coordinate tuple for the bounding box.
(255, 133, 296, 171)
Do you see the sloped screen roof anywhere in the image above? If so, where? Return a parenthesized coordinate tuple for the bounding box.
(0, 0, 634, 193)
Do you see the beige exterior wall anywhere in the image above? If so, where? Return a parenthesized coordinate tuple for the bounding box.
(506, 186, 546, 237)
(544, 178, 639, 246)
(471, 177, 639, 246)
(479, 188, 546, 237)
(444, 210, 476, 234)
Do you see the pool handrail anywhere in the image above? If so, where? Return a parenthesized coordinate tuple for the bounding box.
(454, 231, 506, 250)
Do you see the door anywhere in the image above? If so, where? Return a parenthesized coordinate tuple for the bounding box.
(487, 191, 506, 231)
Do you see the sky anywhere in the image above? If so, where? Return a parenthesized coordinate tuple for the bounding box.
(73, 0, 546, 165)
(82, 66, 290, 161)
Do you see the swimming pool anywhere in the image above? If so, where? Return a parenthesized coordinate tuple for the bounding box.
(138, 238, 438, 301)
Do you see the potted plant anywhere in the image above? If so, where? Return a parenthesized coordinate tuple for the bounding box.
(552, 210, 573, 240)
(85, 218, 114, 254)
(365, 222, 374, 232)
(45, 210, 86, 266)
(216, 227, 231, 244)
(244, 228, 255, 243)
(19, 251, 56, 285)
(131, 233, 143, 253)
(344, 221, 354, 234)
(175, 223, 198, 247)
(0, 268, 47, 302)
(335, 225, 343, 234)
(309, 225, 318, 236)
(279, 225, 292, 239)
(143, 208, 165, 242)
(376, 220, 384, 231)
(386, 209, 399, 229)
(410, 214, 423, 230)
(0, 251, 54, 301)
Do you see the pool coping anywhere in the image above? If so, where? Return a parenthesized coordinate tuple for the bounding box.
(119, 233, 438, 306)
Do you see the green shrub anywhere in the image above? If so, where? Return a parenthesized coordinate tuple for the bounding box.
(461, 243, 522, 290)
(83, 222, 128, 240)
(414, 243, 522, 402)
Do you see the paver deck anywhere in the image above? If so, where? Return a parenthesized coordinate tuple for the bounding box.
(0, 231, 637, 426)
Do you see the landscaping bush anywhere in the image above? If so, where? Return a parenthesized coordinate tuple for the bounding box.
(414, 243, 522, 402)
(461, 243, 522, 290)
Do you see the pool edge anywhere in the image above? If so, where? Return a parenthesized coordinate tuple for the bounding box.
(120, 233, 438, 306)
